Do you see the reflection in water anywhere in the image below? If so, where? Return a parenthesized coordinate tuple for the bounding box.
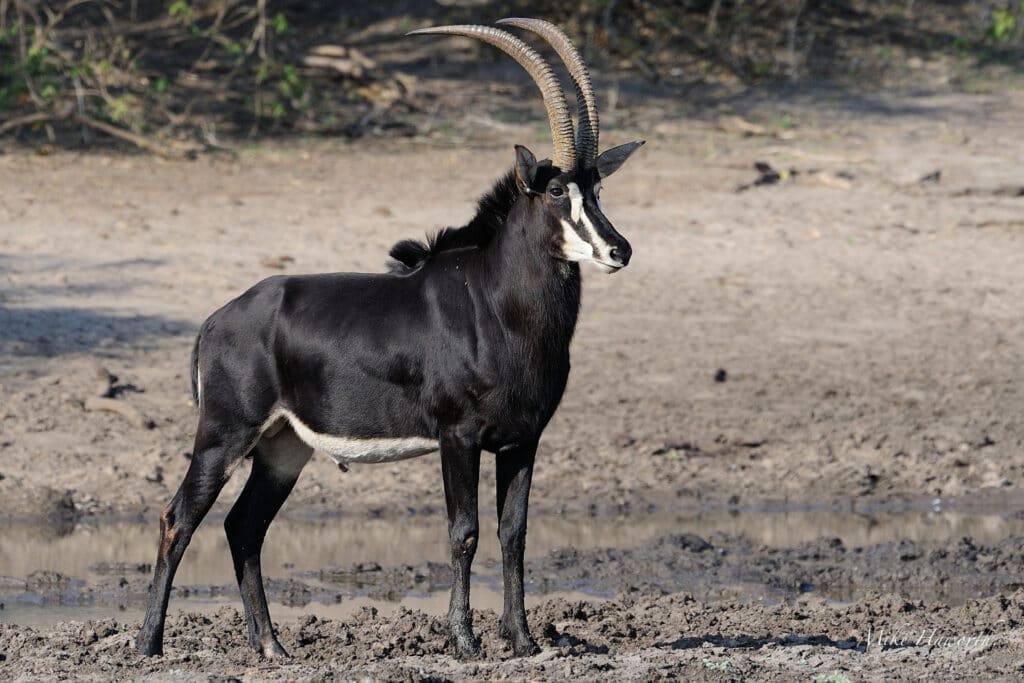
(4, 505, 1023, 582)
(2, 501, 1022, 625)
(3, 590, 602, 628)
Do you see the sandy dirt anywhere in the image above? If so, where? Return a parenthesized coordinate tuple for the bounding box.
(2, 84, 1024, 679)
(3, 90, 1023, 521)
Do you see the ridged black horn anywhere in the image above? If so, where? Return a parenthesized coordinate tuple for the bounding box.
(497, 18, 598, 167)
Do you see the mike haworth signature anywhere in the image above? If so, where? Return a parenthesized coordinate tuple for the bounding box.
(863, 624, 999, 652)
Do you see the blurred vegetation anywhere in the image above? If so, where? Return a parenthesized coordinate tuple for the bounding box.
(0, 0, 412, 155)
(0, 1, 1021, 154)
(542, 0, 1024, 84)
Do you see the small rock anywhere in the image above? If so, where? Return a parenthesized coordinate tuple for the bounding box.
(90, 561, 151, 575)
(533, 647, 559, 662)
(674, 533, 712, 553)
(260, 255, 295, 270)
(26, 570, 71, 590)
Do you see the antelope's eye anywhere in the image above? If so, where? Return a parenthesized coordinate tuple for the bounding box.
(549, 186, 564, 197)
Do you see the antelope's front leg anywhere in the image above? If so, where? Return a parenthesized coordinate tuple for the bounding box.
(439, 431, 482, 658)
(496, 441, 540, 656)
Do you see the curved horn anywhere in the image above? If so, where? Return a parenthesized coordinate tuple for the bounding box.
(408, 25, 576, 171)
(497, 18, 598, 167)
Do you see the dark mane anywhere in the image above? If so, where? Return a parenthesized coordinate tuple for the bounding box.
(388, 170, 520, 272)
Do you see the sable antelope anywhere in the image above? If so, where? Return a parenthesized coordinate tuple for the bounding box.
(136, 18, 643, 659)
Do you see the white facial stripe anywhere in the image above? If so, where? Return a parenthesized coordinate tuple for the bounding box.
(262, 408, 439, 466)
(195, 366, 202, 406)
(559, 218, 595, 261)
(558, 181, 621, 270)
(581, 205, 615, 263)
(568, 182, 617, 263)
(568, 182, 583, 222)
(561, 183, 592, 260)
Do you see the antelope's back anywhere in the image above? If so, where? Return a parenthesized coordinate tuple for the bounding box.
(270, 267, 481, 439)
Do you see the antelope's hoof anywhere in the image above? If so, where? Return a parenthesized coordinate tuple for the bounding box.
(512, 636, 540, 657)
(499, 618, 539, 657)
(452, 632, 481, 659)
(135, 634, 163, 657)
(260, 639, 291, 659)
(455, 642, 481, 659)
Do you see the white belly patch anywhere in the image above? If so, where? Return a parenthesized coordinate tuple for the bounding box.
(262, 408, 439, 467)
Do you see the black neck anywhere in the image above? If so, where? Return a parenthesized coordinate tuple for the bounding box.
(480, 195, 581, 354)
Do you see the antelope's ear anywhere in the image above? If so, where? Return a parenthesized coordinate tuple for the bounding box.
(597, 140, 645, 179)
(514, 144, 539, 194)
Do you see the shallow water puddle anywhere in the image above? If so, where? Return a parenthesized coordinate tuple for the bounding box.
(2, 590, 605, 628)
(2, 500, 1023, 625)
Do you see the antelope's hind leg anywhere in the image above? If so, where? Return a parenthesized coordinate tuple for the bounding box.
(136, 420, 260, 656)
(225, 424, 313, 658)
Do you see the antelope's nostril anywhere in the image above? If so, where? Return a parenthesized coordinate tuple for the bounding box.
(610, 245, 631, 266)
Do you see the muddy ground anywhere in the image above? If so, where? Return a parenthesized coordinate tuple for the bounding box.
(4, 531, 1024, 680)
(2, 68, 1024, 679)
(5, 590, 1024, 682)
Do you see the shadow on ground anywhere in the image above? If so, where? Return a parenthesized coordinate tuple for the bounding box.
(0, 306, 192, 360)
